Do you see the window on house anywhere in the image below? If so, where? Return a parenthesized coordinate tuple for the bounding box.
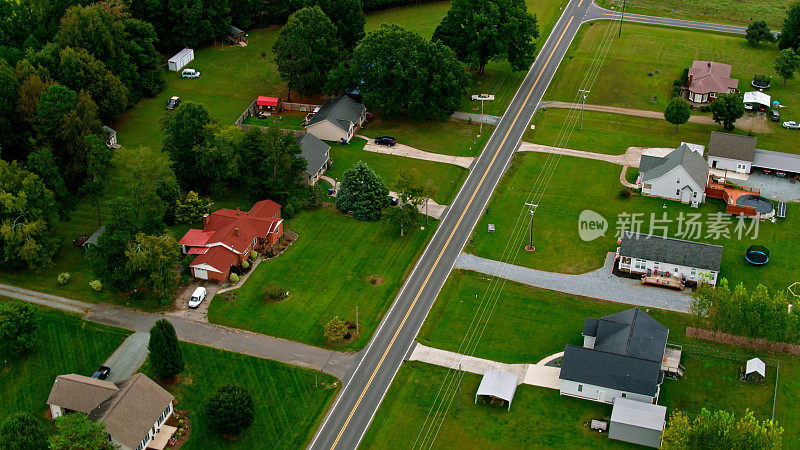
(676, 177, 680, 183)
(676, 189, 680, 196)
(693, 192, 698, 198)
(578, 384, 583, 392)
(621, 393, 627, 398)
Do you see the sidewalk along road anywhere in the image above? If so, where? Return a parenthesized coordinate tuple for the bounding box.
(307, 0, 597, 448)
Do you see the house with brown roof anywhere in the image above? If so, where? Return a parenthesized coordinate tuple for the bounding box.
(47, 373, 175, 450)
(686, 61, 739, 104)
(178, 200, 283, 282)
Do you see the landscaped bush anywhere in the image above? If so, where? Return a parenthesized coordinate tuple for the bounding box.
(263, 284, 288, 302)
(57, 272, 71, 286)
(249, 250, 257, 260)
(204, 385, 255, 437)
(241, 260, 250, 270)
(229, 273, 240, 284)
(619, 188, 632, 199)
(89, 280, 103, 291)
(324, 316, 349, 345)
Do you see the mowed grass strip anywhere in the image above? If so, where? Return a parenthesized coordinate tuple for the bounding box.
(208, 207, 435, 350)
(325, 138, 468, 204)
(0, 300, 130, 421)
(143, 342, 338, 450)
(597, 0, 789, 29)
(416, 271, 798, 441)
(468, 153, 799, 291)
(361, 119, 491, 157)
(360, 362, 632, 449)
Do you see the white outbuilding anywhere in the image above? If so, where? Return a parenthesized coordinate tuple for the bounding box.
(609, 397, 667, 448)
(474, 369, 518, 410)
(743, 91, 771, 110)
(168, 48, 195, 72)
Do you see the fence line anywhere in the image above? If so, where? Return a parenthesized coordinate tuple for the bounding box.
(237, 123, 304, 137)
(235, 99, 257, 125)
(283, 102, 320, 112)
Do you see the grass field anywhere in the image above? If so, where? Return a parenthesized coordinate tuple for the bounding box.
(361, 119, 490, 157)
(467, 153, 799, 292)
(208, 207, 435, 350)
(544, 22, 800, 149)
(0, 301, 130, 422)
(402, 271, 800, 445)
(597, 0, 789, 29)
(325, 138, 468, 205)
(242, 110, 306, 130)
(143, 341, 337, 449)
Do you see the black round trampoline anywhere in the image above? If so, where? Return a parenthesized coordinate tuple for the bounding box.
(736, 194, 775, 216)
(745, 245, 770, 265)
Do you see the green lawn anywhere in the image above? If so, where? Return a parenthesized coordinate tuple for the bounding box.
(597, 0, 789, 29)
(242, 110, 306, 130)
(468, 153, 800, 292)
(0, 300, 130, 421)
(409, 270, 800, 444)
(361, 119, 491, 157)
(208, 207, 435, 350)
(544, 22, 800, 151)
(325, 138, 468, 205)
(143, 342, 338, 449)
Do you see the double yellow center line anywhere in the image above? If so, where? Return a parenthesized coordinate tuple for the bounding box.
(328, 14, 576, 450)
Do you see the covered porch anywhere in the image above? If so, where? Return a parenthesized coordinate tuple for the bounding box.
(146, 425, 177, 450)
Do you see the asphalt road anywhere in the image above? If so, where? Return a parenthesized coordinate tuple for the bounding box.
(307, 0, 596, 448)
(585, 4, 754, 35)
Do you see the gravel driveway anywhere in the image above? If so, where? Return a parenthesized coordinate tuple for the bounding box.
(103, 332, 149, 382)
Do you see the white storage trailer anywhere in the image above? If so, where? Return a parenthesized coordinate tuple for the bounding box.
(168, 48, 195, 72)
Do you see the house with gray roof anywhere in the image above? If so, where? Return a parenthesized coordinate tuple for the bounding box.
(639, 143, 709, 206)
(305, 95, 366, 143)
(297, 133, 331, 185)
(616, 232, 723, 286)
(707, 131, 757, 176)
(559, 308, 668, 405)
(47, 373, 175, 450)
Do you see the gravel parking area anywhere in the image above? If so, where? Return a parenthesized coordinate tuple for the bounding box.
(738, 172, 800, 202)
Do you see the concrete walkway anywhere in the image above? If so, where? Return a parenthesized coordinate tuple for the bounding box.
(357, 135, 475, 169)
(455, 252, 693, 313)
(0, 283, 356, 380)
(408, 342, 560, 389)
(103, 332, 149, 382)
(450, 111, 502, 125)
(320, 175, 449, 220)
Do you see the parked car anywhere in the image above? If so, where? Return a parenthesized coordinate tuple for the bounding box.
(181, 68, 201, 79)
(776, 171, 788, 178)
(770, 110, 780, 122)
(762, 168, 772, 175)
(783, 121, 800, 130)
(166, 96, 181, 110)
(388, 196, 399, 206)
(91, 365, 110, 380)
(374, 136, 397, 146)
(188, 286, 207, 309)
(471, 93, 495, 101)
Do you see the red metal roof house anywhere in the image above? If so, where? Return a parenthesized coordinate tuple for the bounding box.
(179, 200, 283, 282)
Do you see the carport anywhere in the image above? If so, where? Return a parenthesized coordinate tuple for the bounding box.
(743, 91, 770, 111)
(474, 369, 518, 410)
(752, 149, 800, 174)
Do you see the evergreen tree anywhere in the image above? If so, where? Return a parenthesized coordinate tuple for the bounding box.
(0, 301, 39, 354)
(745, 21, 775, 46)
(204, 385, 255, 436)
(148, 319, 184, 381)
(336, 161, 389, 221)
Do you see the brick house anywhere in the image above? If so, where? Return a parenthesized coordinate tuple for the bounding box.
(178, 200, 283, 282)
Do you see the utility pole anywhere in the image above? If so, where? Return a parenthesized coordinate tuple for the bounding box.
(524, 202, 538, 251)
(619, 0, 628, 38)
(479, 98, 485, 135)
(578, 89, 590, 130)
(355, 305, 359, 337)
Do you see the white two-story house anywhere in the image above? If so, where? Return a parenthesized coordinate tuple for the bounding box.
(639, 143, 709, 206)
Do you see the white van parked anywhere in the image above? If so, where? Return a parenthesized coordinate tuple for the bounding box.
(188, 287, 207, 308)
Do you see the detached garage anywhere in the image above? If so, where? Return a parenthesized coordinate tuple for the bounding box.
(168, 48, 195, 72)
(609, 398, 667, 448)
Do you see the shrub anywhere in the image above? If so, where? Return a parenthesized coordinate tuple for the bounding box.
(229, 273, 240, 283)
(619, 188, 633, 199)
(0, 301, 39, 354)
(324, 316, 349, 345)
(263, 283, 288, 302)
(0, 412, 49, 450)
(241, 260, 250, 270)
(204, 385, 255, 436)
(57, 272, 71, 286)
(250, 250, 257, 260)
(89, 280, 103, 291)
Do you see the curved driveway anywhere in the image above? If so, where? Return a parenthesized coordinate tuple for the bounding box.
(308, 0, 597, 448)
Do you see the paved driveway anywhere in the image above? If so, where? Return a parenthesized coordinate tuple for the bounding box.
(103, 332, 149, 382)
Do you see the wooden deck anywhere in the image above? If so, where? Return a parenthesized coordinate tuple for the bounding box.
(662, 345, 684, 377)
(641, 275, 684, 290)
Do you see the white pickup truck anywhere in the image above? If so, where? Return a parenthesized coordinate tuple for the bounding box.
(471, 93, 495, 101)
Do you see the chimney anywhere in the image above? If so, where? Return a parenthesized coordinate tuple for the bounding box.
(234, 227, 240, 236)
(236, 207, 240, 215)
(707, 61, 711, 68)
(202, 214, 210, 227)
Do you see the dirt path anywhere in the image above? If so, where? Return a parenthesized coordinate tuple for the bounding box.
(356, 135, 474, 169)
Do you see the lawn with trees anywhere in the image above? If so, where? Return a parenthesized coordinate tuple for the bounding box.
(595, 0, 787, 29)
(143, 341, 338, 449)
(207, 207, 435, 349)
(0, 300, 129, 422)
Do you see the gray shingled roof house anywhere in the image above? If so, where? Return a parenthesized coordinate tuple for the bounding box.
(559, 308, 668, 404)
(297, 133, 331, 185)
(707, 131, 757, 175)
(639, 144, 709, 205)
(305, 95, 366, 143)
(47, 373, 175, 450)
(617, 232, 723, 286)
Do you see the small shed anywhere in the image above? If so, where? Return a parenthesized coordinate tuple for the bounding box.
(743, 91, 770, 111)
(745, 357, 766, 382)
(474, 369, 518, 410)
(256, 96, 281, 113)
(227, 25, 248, 45)
(102, 126, 118, 148)
(609, 398, 667, 448)
(168, 48, 195, 72)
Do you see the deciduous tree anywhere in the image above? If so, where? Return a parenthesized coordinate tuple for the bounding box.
(433, 0, 539, 76)
(0, 412, 49, 450)
(48, 413, 113, 450)
(0, 301, 39, 354)
(89, 198, 140, 290)
(662, 409, 782, 449)
(324, 316, 349, 344)
(779, 2, 800, 51)
(204, 385, 255, 436)
(82, 134, 115, 227)
(175, 191, 209, 224)
(128, 0, 231, 49)
(118, 147, 177, 234)
(709, 93, 744, 131)
(336, 161, 388, 221)
(148, 319, 184, 381)
(274, 6, 342, 100)
(56, 46, 129, 122)
(664, 97, 691, 133)
(300, 0, 365, 50)
(774, 48, 800, 85)
(161, 101, 215, 187)
(238, 128, 307, 203)
(125, 233, 181, 300)
(746, 21, 775, 46)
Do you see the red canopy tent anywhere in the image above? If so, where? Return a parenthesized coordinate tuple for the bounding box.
(256, 96, 281, 111)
